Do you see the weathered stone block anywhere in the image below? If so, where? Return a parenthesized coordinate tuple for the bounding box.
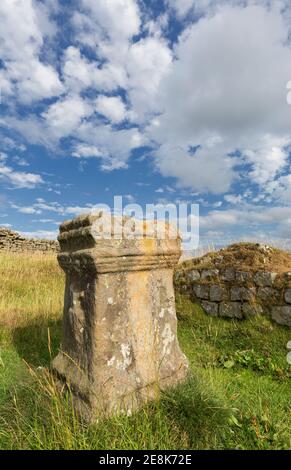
(220, 268, 235, 282)
(271, 306, 291, 327)
(242, 303, 263, 317)
(193, 284, 209, 300)
(219, 302, 243, 319)
(52, 213, 188, 422)
(235, 271, 252, 282)
(201, 301, 218, 316)
(201, 269, 219, 281)
(209, 285, 229, 301)
(231, 287, 256, 301)
(257, 287, 280, 302)
(283, 272, 291, 281)
(186, 269, 200, 281)
(284, 289, 291, 304)
(253, 271, 277, 287)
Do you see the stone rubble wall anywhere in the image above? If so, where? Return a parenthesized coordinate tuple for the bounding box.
(0, 228, 59, 253)
(175, 267, 291, 327)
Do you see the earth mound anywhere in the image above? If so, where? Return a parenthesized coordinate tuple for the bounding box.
(179, 242, 291, 275)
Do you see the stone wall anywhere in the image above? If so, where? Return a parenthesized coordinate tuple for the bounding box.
(175, 267, 291, 327)
(0, 227, 59, 253)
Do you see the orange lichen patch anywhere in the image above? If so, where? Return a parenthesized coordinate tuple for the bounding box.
(142, 238, 156, 253)
(178, 243, 291, 274)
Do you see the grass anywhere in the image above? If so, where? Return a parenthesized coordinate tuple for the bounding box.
(0, 252, 290, 450)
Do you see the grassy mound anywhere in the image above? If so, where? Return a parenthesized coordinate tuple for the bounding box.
(0, 252, 290, 450)
(179, 243, 291, 274)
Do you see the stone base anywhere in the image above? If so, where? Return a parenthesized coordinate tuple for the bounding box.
(52, 351, 188, 422)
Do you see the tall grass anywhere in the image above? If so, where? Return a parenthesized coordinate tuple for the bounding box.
(0, 252, 290, 450)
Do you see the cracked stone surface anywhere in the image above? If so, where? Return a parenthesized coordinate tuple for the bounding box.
(52, 213, 188, 422)
(284, 289, 291, 304)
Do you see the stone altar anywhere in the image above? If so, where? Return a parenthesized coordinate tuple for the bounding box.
(52, 212, 188, 421)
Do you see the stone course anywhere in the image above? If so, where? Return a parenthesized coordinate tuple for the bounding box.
(284, 289, 291, 303)
(175, 266, 291, 327)
(0, 227, 58, 253)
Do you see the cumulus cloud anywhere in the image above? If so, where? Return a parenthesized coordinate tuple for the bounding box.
(42, 95, 93, 139)
(76, 122, 145, 170)
(95, 95, 127, 123)
(0, 0, 63, 103)
(197, 203, 291, 249)
(79, 0, 140, 42)
(167, 0, 291, 19)
(0, 153, 43, 189)
(62, 46, 127, 93)
(147, 3, 291, 192)
(72, 144, 103, 159)
(11, 199, 107, 218)
(125, 36, 173, 121)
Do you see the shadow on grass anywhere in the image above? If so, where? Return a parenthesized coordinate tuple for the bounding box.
(0, 371, 232, 450)
(160, 374, 231, 449)
(12, 318, 62, 367)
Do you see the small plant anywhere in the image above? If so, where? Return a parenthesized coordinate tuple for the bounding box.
(217, 349, 290, 380)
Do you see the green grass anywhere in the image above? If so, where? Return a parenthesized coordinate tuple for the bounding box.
(0, 253, 290, 450)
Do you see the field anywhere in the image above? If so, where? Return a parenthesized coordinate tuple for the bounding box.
(0, 252, 290, 450)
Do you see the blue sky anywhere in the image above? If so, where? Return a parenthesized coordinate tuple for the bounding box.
(0, 0, 291, 250)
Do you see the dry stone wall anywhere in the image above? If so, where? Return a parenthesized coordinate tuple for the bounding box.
(175, 267, 291, 327)
(0, 227, 59, 253)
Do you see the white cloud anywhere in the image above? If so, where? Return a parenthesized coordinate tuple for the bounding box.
(195, 203, 291, 248)
(12, 205, 41, 214)
(2, 137, 26, 152)
(147, 3, 291, 193)
(0, 0, 63, 103)
(167, 0, 201, 17)
(125, 36, 173, 121)
(37, 218, 56, 223)
(96, 95, 127, 123)
(76, 122, 145, 170)
(72, 144, 103, 159)
(11, 199, 108, 218)
(271, 173, 291, 203)
(0, 0, 167, 169)
(200, 205, 291, 230)
(0, 153, 43, 189)
(80, 0, 140, 41)
(243, 135, 289, 185)
(224, 194, 244, 205)
(43, 95, 93, 139)
(12, 156, 29, 167)
(167, 0, 291, 18)
(62, 46, 127, 93)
